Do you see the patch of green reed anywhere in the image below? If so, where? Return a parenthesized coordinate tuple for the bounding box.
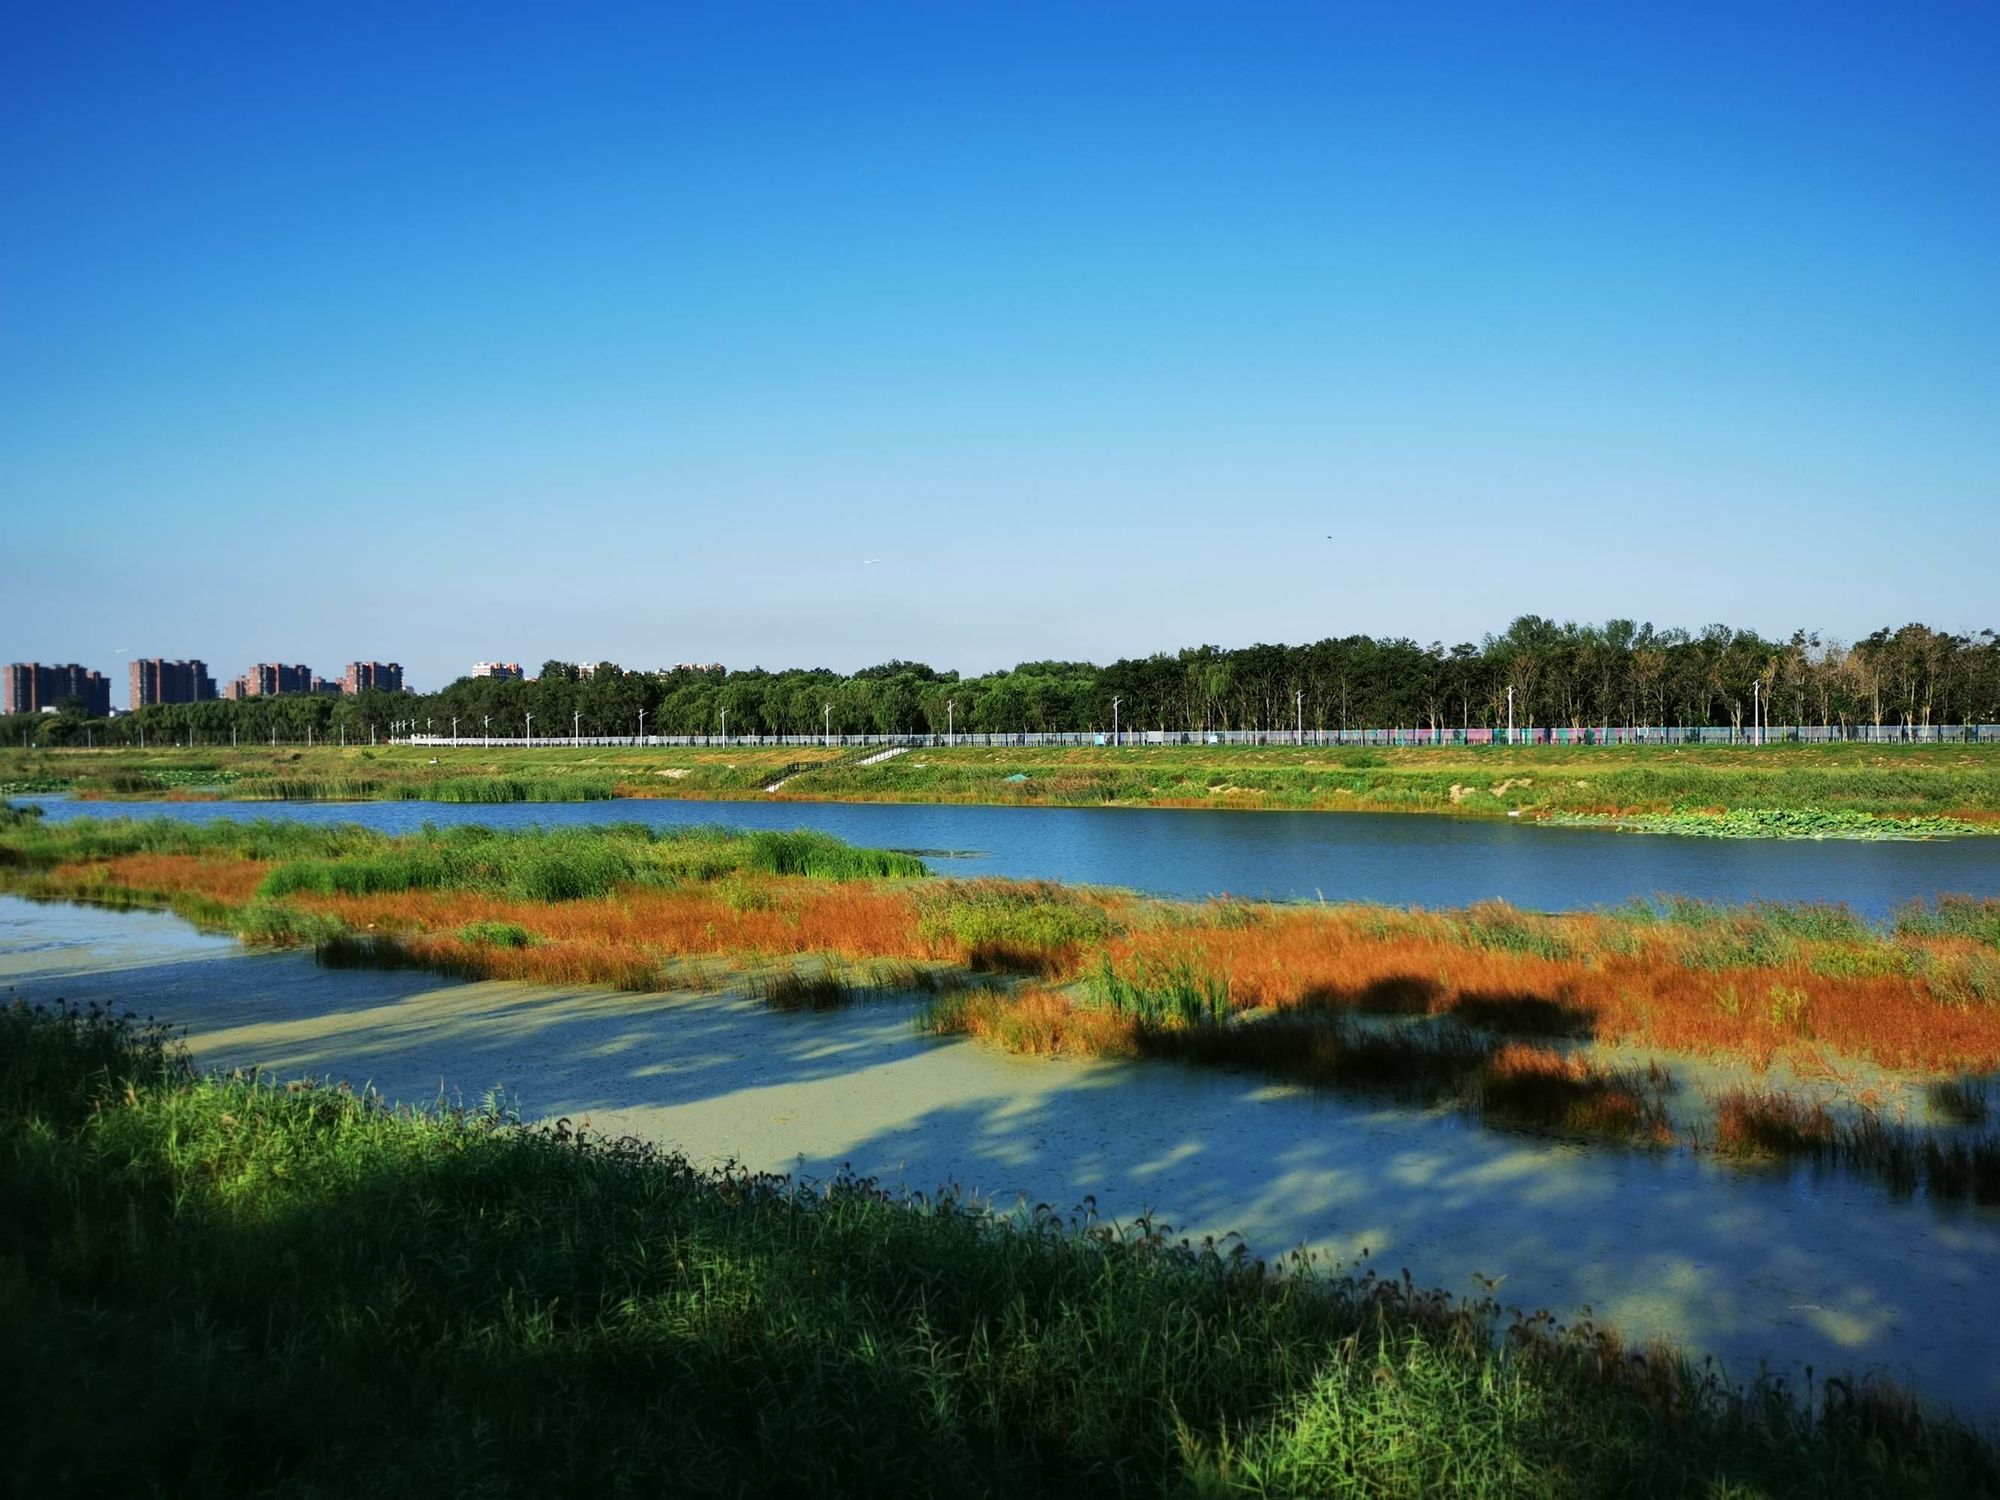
(415, 774, 616, 803)
(457, 920, 534, 948)
(0, 813, 389, 867)
(1451, 903, 1574, 961)
(1093, 954, 1229, 1027)
(1896, 896, 2000, 951)
(743, 828, 927, 880)
(1913, 950, 2000, 1008)
(759, 969, 856, 1010)
(8, 1002, 1989, 1497)
(226, 772, 617, 803)
(916, 879, 1116, 956)
(235, 774, 390, 800)
(72, 769, 169, 795)
(1679, 926, 1804, 973)
(232, 902, 352, 947)
(0, 817, 928, 909)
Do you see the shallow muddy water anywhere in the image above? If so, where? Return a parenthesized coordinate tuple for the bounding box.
(7, 894, 1999, 1429)
(26, 795, 2000, 915)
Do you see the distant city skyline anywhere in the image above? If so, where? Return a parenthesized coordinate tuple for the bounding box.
(5, 5, 1995, 685)
(8, 610, 1999, 714)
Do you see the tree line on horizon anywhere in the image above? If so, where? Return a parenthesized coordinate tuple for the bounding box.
(6, 619, 1998, 746)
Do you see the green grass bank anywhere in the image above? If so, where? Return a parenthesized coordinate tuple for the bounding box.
(4, 741, 1999, 832)
(3, 1002, 1994, 1497)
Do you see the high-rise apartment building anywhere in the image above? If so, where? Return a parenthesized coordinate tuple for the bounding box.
(344, 661, 404, 694)
(471, 661, 525, 681)
(4, 662, 112, 717)
(129, 658, 218, 709)
(238, 663, 315, 697)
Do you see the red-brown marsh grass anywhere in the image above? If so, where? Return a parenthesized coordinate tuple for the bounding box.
(1475, 1044, 1674, 1145)
(759, 969, 855, 1011)
(1702, 1085, 2000, 1203)
(1712, 1086, 1837, 1158)
(29, 852, 271, 908)
(918, 984, 1139, 1058)
(962, 939, 1071, 977)
(14, 828, 2000, 1081)
(298, 880, 928, 961)
(1099, 903, 2000, 1074)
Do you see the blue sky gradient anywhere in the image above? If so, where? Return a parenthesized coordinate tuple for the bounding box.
(4, 3, 1996, 688)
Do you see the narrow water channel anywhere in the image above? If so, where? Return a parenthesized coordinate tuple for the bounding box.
(7, 895, 1997, 1429)
(26, 796, 2000, 916)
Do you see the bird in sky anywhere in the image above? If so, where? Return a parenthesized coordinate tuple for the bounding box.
(863, 558, 883, 565)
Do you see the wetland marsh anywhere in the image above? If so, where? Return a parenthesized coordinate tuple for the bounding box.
(7, 803, 2000, 1489)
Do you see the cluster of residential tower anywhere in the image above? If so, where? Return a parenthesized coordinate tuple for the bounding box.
(2, 658, 404, 716)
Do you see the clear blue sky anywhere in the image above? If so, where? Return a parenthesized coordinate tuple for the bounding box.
(4, 2, 1995, 689)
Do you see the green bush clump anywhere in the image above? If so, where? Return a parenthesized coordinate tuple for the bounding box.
(1094, 954, 1230, 1027)
(744, 829, 927, 880)
(1896, 897, 2000, 951)
(457, 921, 534, 948)
(232, 903, 351, 947)
(419, 775, 616, 803)
(916, 880, 1114, 957)
(1454, 904, 1574, 961)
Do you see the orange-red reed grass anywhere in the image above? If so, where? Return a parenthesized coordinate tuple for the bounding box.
(1103, 909, 2000, 1074)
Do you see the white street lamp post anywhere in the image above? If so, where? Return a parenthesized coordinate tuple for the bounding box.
(946, 699, 954, 746)
(1506, 686, 1515, 746)
(720, 707, 727, 745)
(637, 708, 645, 744)
(483, 716, 490, 748)
(525, 713, 533, 747)
(823, 703, 831, 747)
(451, 716, 458, 747)
(574, 710, 580, 746)
(1296, 688, 1303, 746)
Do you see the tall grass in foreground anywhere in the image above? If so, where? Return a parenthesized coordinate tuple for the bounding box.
(3, 1002, 1993, 1498)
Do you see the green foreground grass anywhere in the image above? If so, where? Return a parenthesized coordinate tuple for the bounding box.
(4, 1003, 1995, 1498)
(4, 741, 1999, 830)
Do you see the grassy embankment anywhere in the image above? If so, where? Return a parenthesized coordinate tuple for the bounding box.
(5, 741, 1999, 834)
(5, 808, 1999, 1188)
(4, 1000, 1994, 1497)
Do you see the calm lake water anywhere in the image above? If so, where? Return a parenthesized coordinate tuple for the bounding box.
(6, 892, 1997, 1428)
(27, 795, 2000, 916)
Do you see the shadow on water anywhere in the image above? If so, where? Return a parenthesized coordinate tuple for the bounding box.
(8, 894, 2000, 1427)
